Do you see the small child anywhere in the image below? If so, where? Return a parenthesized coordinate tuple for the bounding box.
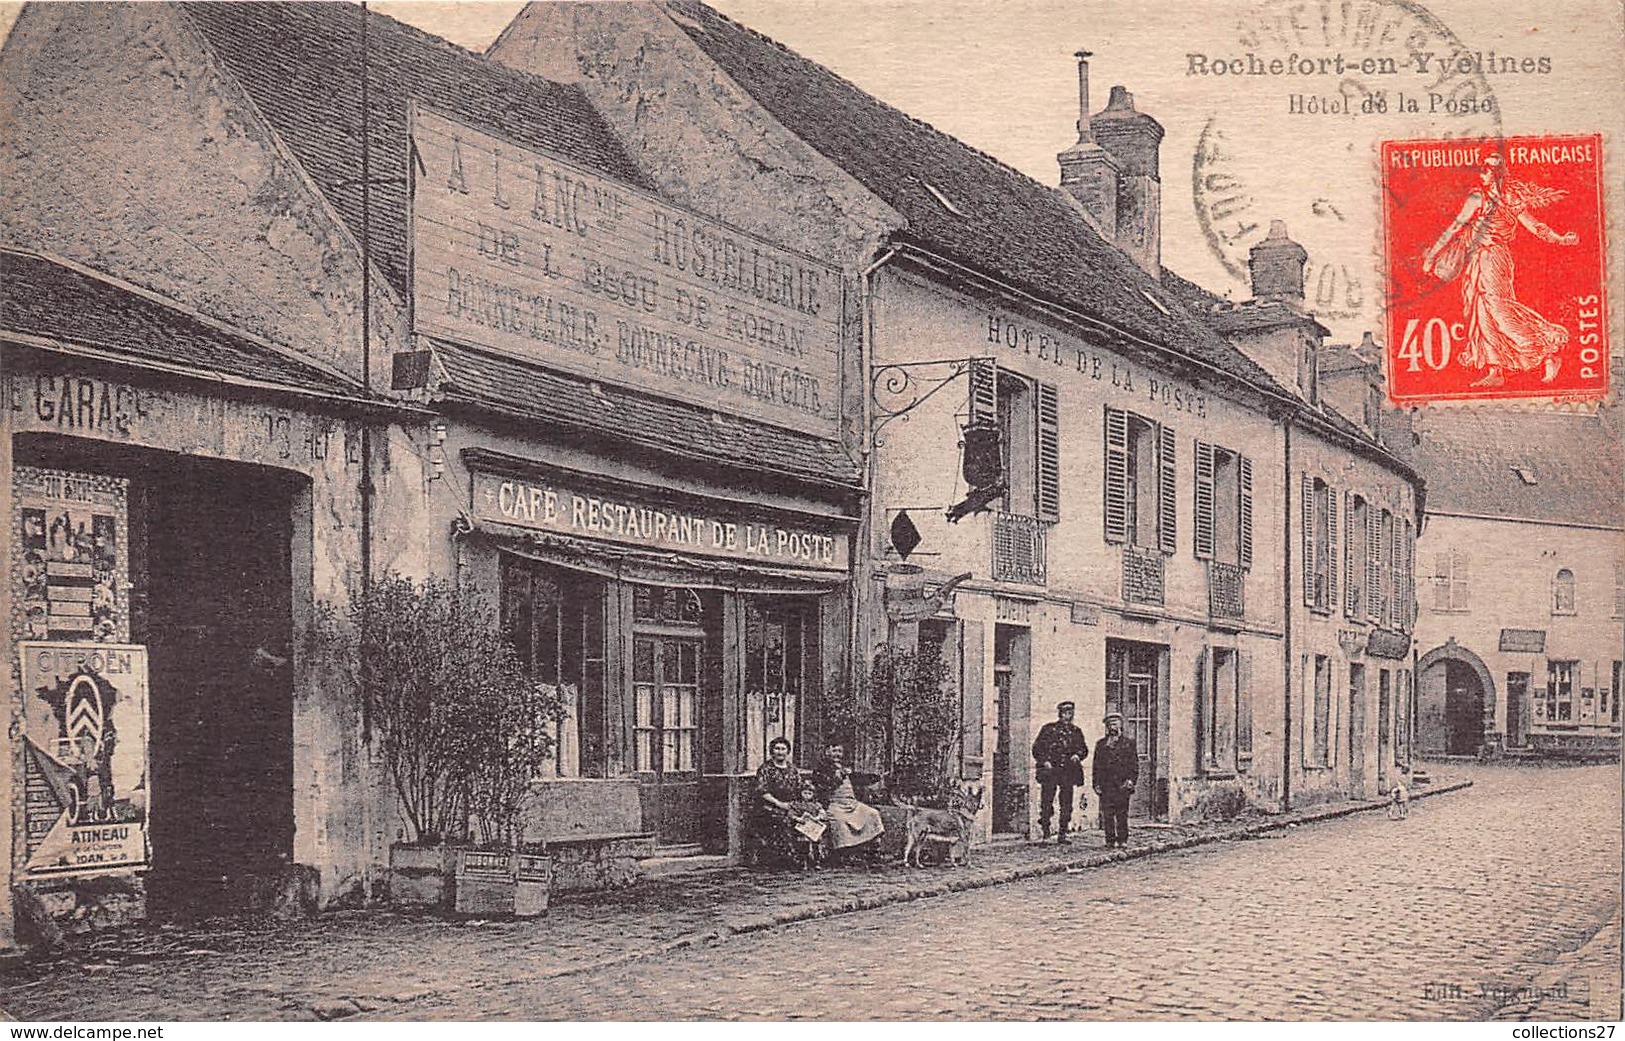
(787, 782, 829, 868)
(1388, 767, 1411, 820)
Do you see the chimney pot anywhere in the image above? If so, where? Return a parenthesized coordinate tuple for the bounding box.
(1248, 220, 1308, 302)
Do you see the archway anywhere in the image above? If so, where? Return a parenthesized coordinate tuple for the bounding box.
(1417, 641, 1496, 757)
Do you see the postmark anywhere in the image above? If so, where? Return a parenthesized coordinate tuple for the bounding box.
(1380, 134, 1609, 404)
(1192, 0, 1505, 329)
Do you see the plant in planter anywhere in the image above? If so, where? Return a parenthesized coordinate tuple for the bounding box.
(828, 647, 961, 862)
(314, 574, 566, 914)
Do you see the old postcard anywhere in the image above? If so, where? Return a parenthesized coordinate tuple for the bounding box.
(0, 0, 1620, 1026)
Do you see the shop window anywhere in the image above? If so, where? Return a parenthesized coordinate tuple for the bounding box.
(633, 585, 706, 626)
(1545, 660, 1577, 722)
(633, 636, 700, 773)
(743, 600, 814, 768)
(1196, 444, 1254, 568)
(1431, 549, 1469, 613)
(500, 557, 607, 778)
(1301, 476, 1334, 611)
(1552, 569, 1577, 616)
(1105, 406, 1176, 553)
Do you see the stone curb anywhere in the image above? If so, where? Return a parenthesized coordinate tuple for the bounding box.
(455, 777, 1477, 1002)
(719, 778, 1474, 937)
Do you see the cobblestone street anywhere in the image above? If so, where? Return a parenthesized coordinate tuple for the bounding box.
(1, 762, 1617, 1021)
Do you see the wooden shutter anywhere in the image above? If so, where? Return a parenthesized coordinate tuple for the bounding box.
(1326, 484, 1338, 610)
(1453, 552, 1470, 612)
(1238, 454, 1254, 571)
(1343, 492, 1358, 617)
(1433, 553, 1452, 612)
(1194, 647, 1210, 770)
(1036, 382, 1061, 522)
(1237, 650, 1254, 763)
(968, 357, 998, 427)
(1301, 475, 1316, 607)
(1366, 507, 1383, 620)
(1402, 520, 1415, 630)
(959, 620, 985, 780)
(1103, 406, 1128, 543)
(1157, 424, 1178, 555)
(1194, 441, 1216, 560)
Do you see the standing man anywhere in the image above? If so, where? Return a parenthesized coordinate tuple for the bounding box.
(1032, 701, 1088, 844)
(1092, 711, 1139, 849)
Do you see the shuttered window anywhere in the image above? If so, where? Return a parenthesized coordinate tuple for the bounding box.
(1346, 495, 1367, 619)
(1106, 406, 1174, 553)
(1195, 442, 1216, 561)
(1381, 509, 1396, 627)
(1238, 456, 1253, 570)
(1432, 551, 1470, 612)
(1157, 424, 1178, 555)
(1365, 506, 1383, 620)
(1199, 444, 1253, 570)
(1401, 519, 1414, 631)
(1301, 475, 1316, 607)
(1035, 382, 1060, 522)
(1104, 405, 1129, 543)
(1326, 485, 1339, 610)
(968, 357, 998, 427)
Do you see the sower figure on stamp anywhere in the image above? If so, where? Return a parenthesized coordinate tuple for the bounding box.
(1421, 154, 1580, 388)
(1093, 711, 1139, 849)
(1032, 701, 1088, 844)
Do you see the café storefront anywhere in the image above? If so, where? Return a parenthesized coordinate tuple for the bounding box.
(407, 107, 860, 859)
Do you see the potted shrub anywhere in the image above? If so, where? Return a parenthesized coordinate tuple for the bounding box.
(829, 647, 960, 859)
(315, 574, 565, 914)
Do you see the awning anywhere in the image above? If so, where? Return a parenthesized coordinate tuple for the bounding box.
(472, 519, 849, 595)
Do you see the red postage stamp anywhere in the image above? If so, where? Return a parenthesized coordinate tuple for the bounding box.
(1381, 134, 1609, 404)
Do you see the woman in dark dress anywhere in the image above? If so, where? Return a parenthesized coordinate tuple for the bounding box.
(752, 737, 803, 863)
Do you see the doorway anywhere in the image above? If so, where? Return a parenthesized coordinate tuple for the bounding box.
(992, 625, 1031, 835)
(139, 457, 298, 916)
(629, 584, 720, 848)
(1506, 672, 1530, 747)
(1377, 669, 1392, 792)
(1347, 663, 1366, 795)
(1444, 659, 1486, 755)
(1106, 639, 1163, 818)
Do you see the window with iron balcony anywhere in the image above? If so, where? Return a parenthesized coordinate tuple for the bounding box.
(1197, 442, 1253, 619)
(1106, 405, 1175, 606)
(988, 372, 1058, 585)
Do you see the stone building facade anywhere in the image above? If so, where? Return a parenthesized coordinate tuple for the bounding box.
(1411, 406, 1622, 760)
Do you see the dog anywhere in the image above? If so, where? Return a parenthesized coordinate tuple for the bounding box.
(1387, 772, 1411, 820)
(902, 785, 985, 868)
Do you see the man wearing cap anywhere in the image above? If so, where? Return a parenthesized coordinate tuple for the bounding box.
(1093, 711, 1139, 848)
(1031, 701, 1089, 843)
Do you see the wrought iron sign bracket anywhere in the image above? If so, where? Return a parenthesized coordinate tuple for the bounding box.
(871, 356, 993, 444)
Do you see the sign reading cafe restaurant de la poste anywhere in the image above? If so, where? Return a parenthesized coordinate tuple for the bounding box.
(410, 108, 844, 440)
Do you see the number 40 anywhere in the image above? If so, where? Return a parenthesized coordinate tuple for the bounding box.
(1398, 317, 1464, 372)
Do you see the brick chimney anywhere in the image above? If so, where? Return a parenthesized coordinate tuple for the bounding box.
(1249, 219, 1308, 302)
(1057, 51, 1120, 240)
(1208, 220, 1328, 401)
(1091, 85, 1163, 277)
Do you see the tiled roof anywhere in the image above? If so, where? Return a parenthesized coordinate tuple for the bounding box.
(0, 248, 361, 398)
(434, 341, 862, 489)
(665, 1, 1291, 397)
(182, 2, 649, 298)
(1411, 407, 1623, 528)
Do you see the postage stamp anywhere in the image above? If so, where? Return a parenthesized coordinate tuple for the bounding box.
(1381, 134, 1609, 404)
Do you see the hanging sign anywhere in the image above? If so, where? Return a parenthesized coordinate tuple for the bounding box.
(410, 107, 843, 439)
(18, 643, 151, 878)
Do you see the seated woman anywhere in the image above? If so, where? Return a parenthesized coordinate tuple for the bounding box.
(811, 744, 885, 861)
(751, 737, 805, 866)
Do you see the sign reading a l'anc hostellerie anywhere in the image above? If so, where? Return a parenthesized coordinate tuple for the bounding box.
(410, 107, 843, 440)
(473, 471, 850, 574)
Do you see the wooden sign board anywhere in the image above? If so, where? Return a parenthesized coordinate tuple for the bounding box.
(411, 107, 843, 440)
